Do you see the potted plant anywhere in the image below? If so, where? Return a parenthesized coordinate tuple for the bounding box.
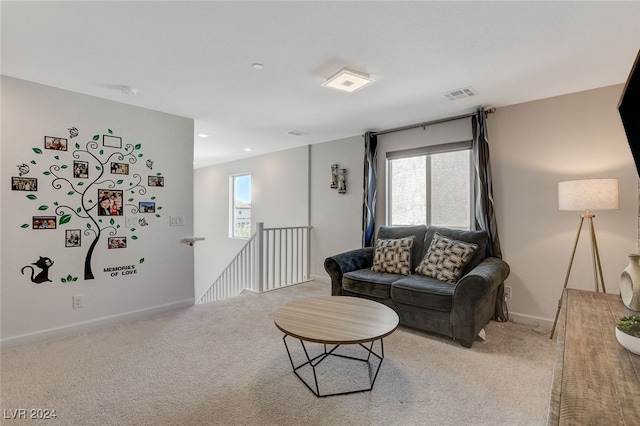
(615, 315, 640, 355)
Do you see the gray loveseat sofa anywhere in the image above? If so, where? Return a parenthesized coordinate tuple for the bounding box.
(324, 225, 510, 347)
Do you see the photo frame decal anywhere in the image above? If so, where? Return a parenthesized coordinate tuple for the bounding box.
(44, 136, 67, 151)
(65, 229, 81, 247)
(110, 162, 129, 175)
(148, 176, 164, 187)
(12, 177, 37, 191)
(103, 134, 122, 148)
(33, 216, 57, 230)
(98, 189, 123, 216)
(139, 201, 156, 213)
(73, 161, 89, 179)
(108, 237, 127, 249)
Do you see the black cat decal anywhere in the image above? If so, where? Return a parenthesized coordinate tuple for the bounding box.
(21, 256, 54, 284)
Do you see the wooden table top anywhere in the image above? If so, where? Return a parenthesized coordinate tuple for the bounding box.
(273, 296, 399, 344)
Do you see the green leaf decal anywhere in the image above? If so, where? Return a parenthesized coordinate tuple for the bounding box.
(53, 201, 59, 206)
(77, 182, 84, 186)
(93, 135, 100, 141)
(60, 164, 68, 169)
(87, 223, 92, 229)
(138, 154, 143, 158)
(54, 155, 59, 160)
(72, 277, 78, 282)
(110, 218, 115, 226)
(116, 224, 121, 229)
(30, 160, 37, 165)
(130, 228, 136, 232)
(77, 207, 82, 213)
(151, 196, 156, 200)
(157, 206, 162, 210)
(156, 172, 162, 176)
(108, 129, 113, 134)
(26, 194, 37, 200)
(61, 277, 67, 283)
(32, 147, 43, 154)
(135, 144, 142, 150)
(139, 258, 145, 264)
(60, 215, 71, 225)
(21, 224, 30, 228)
(155, 214, 161, 218)
(68, 191, 75, 195)
(116, 179, 124, 185)
(43, 171, 51, 176)
(38, 205, 48, 211)
(75, 143, 80, 149)
(95, 166, 101, 171)
(98, 219, 103, 223)
(131, 235, 138, 240)
(128, 198, 134, 202)
(99, 149, 104, 155)
(67, 275, 72, 282)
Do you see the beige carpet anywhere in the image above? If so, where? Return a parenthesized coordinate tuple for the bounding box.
(0, 281, 555, 425)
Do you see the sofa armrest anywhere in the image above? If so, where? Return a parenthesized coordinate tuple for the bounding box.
(454, 257, 510, 301)
(451, 257, 510, 344)
(324, 247, 375, 296)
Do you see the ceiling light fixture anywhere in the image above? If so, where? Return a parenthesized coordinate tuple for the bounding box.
(252, 63, 264, 70)
(287, 130, 309, 137)
(322, 67, 375, 93)
(244, 148, 253, 152)
(198, 133, 209, 138)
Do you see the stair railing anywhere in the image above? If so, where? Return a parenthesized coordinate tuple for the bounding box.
(197, 222, 311, 303)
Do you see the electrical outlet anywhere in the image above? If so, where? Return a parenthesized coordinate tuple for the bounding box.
(170, 215, 184, 226)
(504, 286, 512, 299)
(72, 295, 83, 309)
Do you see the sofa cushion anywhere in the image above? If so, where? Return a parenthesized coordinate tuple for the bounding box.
(391, 274, 454, 312)
(416, 232, 478, 284)
(377, 225, 427, 271)
(371, 236, 415, 275)
(343, 268, 397, 299)
(423, 226, 488, 276)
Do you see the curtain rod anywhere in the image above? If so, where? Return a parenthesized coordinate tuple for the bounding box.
(368, 107, 496, 137)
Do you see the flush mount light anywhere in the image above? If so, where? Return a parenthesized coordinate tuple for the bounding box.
(322, 67, 375, 93)
(198, 133, 209, 138)
(252, 63, 264, 70)
(287, 130, 309, 137)
(244, 148, 253, 152)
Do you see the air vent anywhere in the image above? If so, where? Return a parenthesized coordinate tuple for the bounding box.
(442, 86, 477, 101)
(287, 130, 309, 137)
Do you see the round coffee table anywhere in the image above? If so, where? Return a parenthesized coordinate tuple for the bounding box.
(273, 296, 399, 397)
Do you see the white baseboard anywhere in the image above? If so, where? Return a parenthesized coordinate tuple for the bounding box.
(310, 274, 330, 283)
(507, 311, 554, 330)
(0, 298, 194, 349)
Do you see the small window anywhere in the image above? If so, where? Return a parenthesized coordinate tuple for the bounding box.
(230, 174, 251, 238)
(387, 142, 473, 230)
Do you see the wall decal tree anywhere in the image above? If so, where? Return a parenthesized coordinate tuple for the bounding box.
(21, 129, 163, 280)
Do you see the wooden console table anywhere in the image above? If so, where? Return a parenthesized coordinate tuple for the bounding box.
(547, 289, 640, 425)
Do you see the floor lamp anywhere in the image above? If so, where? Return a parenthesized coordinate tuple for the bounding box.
(549, 178, 619, 339)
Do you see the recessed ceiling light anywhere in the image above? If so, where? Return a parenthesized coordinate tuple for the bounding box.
(287, 130, 309, 137)
(244, 148, 252, 152)
(198, 133, 209, 138)
(121, 86, 138, 95)
(322, 67, 375, 93)
(252, 63, 264, 70)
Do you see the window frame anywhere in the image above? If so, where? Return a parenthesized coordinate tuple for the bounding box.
(386, 141, 475, 229)
(229, 173, 252, 239)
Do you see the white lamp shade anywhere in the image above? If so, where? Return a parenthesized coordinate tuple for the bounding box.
(558, 178, 619, 211)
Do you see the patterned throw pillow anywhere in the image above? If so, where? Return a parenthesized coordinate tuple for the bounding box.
(415, 232, 478, 284)
(371, 236, 415, 275)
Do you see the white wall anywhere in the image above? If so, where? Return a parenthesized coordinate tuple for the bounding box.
(1, 76, 195, 347)
(489, 84, 637, 325)
(309, 135, 364, 279)
(193, 146, 309, 300)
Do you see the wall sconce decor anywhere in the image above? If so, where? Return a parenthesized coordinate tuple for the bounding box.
(338, 168, 347, 194)
(330, 164, 338, 189)
(330, 164, 347, 194)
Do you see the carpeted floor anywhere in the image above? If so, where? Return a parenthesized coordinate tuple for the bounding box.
(0, 281, 555, 425)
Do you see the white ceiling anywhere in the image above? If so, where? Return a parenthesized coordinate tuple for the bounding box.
(2, 1, 639, 169)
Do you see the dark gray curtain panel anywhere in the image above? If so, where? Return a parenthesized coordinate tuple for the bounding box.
(362, 132, 378, 247)
(472, 108, 507, 321)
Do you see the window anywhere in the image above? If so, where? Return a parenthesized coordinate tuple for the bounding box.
(387, 142, 473, 230)
(230, 174, 251, 238)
